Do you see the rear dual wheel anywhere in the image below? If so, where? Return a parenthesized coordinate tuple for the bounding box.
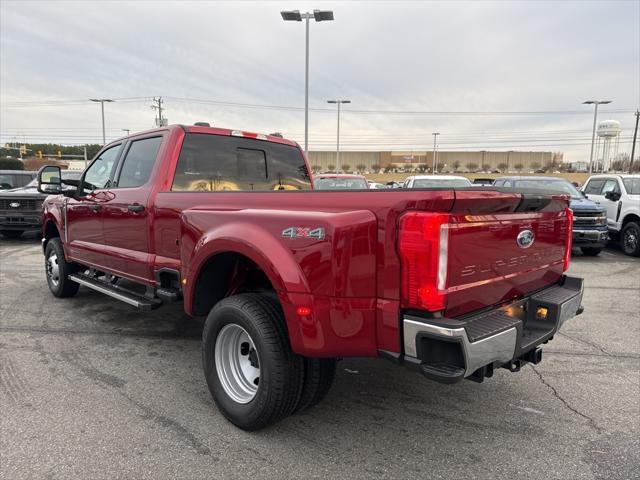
(202, 294, 336, 430)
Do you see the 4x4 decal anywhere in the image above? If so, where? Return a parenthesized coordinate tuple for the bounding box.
(282, 227, 325, 241)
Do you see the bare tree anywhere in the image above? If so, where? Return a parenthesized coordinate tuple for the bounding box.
(465, 162, 479, 172)
(327, 164, 336, 173)
(356, 163, 366, 173)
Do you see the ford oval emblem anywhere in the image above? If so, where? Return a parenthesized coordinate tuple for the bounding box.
(9, 202, 20, 208)
(517, 229, 535, 249)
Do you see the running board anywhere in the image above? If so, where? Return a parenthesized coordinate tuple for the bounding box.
(69, 273, 162, 311)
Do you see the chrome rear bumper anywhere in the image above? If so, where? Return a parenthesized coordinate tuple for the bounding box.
(402, 275, 584, 384)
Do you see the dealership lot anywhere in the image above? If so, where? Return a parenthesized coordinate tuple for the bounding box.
(0, 237, 638, 479)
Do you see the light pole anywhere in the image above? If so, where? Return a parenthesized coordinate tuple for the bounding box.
(122, 128, 130, 136)
(432, 132, 440, 173)
(90, 99, 114, 145)
(281, 9, 334, 155)
(583, 100, 611, 174)
(327, 100, 350, 172)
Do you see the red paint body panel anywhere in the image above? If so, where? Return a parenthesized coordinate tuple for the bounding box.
(41, 125, 572, 360)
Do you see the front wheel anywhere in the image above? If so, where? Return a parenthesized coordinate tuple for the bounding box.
(202, 294, 303, 430)
(580, 247, 603, 256)
(621, 222, 640, 257)
(44, 238, 79, 297)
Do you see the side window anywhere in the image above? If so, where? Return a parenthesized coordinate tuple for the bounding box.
(117, 137, 163, 188)
(584, 179, 605, 195)
(83, 144, 122, 191)
(172, 134, 311, 191)
(601, 179, 620, 195)
(493, 180, 504, 187)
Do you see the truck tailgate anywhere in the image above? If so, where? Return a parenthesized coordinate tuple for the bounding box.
(445, 191, 570, 317)
(398, 190, 571, 318)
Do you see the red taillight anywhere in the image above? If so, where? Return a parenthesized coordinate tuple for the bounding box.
(398, 212, 450, 312)
(563, 208, 573, 272)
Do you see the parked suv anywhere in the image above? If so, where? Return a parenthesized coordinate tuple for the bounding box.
(494, 176, 608, 256)
(583, 174, 640, 256)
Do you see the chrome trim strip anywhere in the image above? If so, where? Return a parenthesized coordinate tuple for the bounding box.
(63, 198, 68, 243)
(437, 225, 449, 291)
(403, 317, 517, 377)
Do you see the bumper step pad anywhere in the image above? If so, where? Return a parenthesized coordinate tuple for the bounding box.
(464, 310, 521, 343)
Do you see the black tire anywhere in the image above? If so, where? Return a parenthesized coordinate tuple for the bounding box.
(202, 294, 303, 431)
(1, 230, 24, 239)
(580, 247, 603, 256)
(294, 358, 337, 413)
(621, 221, 640, 257)
(44, 238, 79, 297)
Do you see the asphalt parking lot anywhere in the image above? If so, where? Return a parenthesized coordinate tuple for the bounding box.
(1, 235, 638, 480)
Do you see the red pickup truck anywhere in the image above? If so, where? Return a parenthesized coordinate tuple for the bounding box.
(37, 124, 584, 430)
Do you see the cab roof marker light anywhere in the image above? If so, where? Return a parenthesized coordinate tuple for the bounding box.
(231, 130, 243, 137)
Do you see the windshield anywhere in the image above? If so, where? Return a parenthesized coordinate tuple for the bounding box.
(623, 178, 640, 195)
(412, 178, 472, 188)
(26, 171, 82, 187)
(0, 173, 33, 189)
(512, 179, 582, 198)
(314, 177, 368, 190)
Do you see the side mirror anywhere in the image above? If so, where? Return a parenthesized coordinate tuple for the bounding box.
(604, 190, 620, 201)
(37, 165, 62, 194)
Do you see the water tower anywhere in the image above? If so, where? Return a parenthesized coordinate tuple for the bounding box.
(596, 120, 621, 172)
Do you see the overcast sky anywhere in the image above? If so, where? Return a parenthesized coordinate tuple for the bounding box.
(1, 0, 638, 161)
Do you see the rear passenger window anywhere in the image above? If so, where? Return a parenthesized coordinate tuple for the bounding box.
(172, 133, 311, 191)
(584, 179, 605, 194)
(117, 137, 163, 188)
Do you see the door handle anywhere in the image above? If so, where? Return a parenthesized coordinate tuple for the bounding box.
(127, 204, 145, 213)
(89, 204, 102, 212)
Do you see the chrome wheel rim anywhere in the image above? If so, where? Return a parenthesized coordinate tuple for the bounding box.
(623, 228, 638, 252)
(215, 324, 260, 404)
(46, 252, 60, 287)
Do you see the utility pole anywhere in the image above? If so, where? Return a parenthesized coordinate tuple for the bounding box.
(83, 146, 88, 169)
(151, 97, 166, 127)
(630, 110, 639, 174)
(432, 132, 440, 173)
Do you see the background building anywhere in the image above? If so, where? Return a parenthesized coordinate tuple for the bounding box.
(308, 150, 555, 172)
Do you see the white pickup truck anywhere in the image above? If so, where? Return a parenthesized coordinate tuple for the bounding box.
(583, 174, 640, 256)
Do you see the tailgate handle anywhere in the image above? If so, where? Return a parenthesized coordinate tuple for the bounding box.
(127, 204, 145, 213)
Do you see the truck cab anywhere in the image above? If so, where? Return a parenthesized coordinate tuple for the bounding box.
(583, 174, 640, 256)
